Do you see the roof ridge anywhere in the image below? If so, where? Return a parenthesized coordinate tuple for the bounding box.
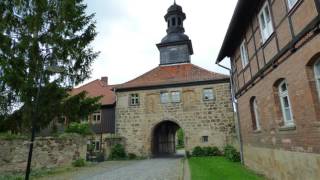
(190, 63, 229, 77)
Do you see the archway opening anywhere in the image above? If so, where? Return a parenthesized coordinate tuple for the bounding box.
(151, 121, 185, 157)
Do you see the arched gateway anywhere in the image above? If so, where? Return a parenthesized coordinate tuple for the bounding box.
(151, 121, 182, 156)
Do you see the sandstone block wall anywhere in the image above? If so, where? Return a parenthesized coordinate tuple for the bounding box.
(243, 145, 320, 180)
(115, 83, 235, 156)
(0, 135, 86, 172)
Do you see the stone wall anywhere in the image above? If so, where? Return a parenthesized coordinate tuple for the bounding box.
(116, 83, 235, 156)
(0, 135, 86, 172)
(243, 145, 320, 180)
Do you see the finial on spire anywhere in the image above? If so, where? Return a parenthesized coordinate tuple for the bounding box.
(174, 0, 176, 5)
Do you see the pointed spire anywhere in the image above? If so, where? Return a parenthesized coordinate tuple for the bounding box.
(174, 0, 176, 5)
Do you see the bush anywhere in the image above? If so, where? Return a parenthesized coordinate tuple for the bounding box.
(224, 145, 241, 162)
(192, 146, 204, 157)
(128, 153, 137, 160)
(109, 144, 127, 160)
(65, 122, 92, 136)
(203, 146, 221, 156)
(0, 132, 28, 140)
(72, 158, 86, 167)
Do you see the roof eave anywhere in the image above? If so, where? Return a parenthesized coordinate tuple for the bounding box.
(216, 0, 262, 64)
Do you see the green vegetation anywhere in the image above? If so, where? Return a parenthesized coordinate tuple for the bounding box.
(65, 122, 92, 136)
(176, 128, 184, 149)
(188, 157, 265, 180)
(224, 145, 241, 162)
(0, 0, 100, 134)
(72, 158, 86, 167)
(191, 146, 221, 157)
(0, 132, 28, 140)
(108, 144, 127, 160)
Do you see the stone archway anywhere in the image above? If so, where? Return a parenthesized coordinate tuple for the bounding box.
(151, 120, 182, 156)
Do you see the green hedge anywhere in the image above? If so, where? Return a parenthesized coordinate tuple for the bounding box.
(191, 146, 221, 157)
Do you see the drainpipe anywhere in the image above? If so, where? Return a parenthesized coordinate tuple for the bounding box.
(217, 62, 244, 165)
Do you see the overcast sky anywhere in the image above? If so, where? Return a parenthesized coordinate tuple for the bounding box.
(83, 0, 237, 85)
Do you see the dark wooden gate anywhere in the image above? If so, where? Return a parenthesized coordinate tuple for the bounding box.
(152, 121, 180, 156)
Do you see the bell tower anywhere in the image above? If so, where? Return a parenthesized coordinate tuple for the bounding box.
(157, 2, 193, 65)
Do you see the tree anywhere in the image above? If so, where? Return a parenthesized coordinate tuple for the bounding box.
(0, 0, 99, 132)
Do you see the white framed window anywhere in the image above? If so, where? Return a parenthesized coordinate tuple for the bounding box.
(287, 0, 298, 10)
(160, 92, 170, 103)
(130, 94, 139, 106)
(258, 2, 274, 43)
(278, 81, 294, 126)
(203, 88, 214, 101)
(314, 59, 320, 100)
(240, 41, 249, 68)
(251, 98, 261, 131)
(171, 91, 181, 103)
(92, 111, 101, 123)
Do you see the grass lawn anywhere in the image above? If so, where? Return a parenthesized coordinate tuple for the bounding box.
(188, 157, 265, 180)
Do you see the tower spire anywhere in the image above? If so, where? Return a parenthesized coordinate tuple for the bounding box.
(156, 2, 193, 65)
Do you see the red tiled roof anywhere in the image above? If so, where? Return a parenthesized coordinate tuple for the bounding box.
(70, 79, 116, 106)
(116, 63, 229, 90)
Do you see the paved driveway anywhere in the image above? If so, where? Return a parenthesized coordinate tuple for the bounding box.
(41, 158, 183, 180)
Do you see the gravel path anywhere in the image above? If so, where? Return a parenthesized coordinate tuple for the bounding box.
(41, 158, 183, 180)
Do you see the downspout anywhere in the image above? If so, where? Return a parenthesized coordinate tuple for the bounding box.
(217, 62, 244, 165)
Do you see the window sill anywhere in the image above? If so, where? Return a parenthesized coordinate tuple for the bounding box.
(279, 125, 296, 131)
(253, 129, 262, 134)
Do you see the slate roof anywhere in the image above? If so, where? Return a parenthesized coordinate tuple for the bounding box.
(116, 63, 229, 90)
(70, 79, 116, 106)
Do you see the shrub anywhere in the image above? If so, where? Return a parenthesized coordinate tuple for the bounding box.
(128, 153, 137, 160)
(72, 158, 86, 167)
(109, 144, 127, 160)
(65, 122, 92, 136)
(202, 146, 221, 156)
(192, 146, 204, 157)
(224, 145, 241, 162)
(0, 132, 28, 140)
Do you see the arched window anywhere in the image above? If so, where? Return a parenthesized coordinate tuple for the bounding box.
(172, 17, 176, 26)
(314, 59, 320, 100)
(250, 97, 261, 131)
(278, 81, 294, 126)
(178, 17, 182, 26)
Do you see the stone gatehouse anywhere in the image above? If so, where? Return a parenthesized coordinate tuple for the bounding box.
(71, 2, 235, 157)
(114, 3, 234, 156)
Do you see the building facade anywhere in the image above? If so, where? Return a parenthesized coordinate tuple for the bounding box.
(115, 3, 234, 157)
(71, 77, 116, 152)
(217, 0, 320, 179)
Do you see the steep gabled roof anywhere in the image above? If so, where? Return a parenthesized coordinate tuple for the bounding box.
(216, 0, 263, 63)
(116, 63, 229, 90)
(70, 79, 116, 106)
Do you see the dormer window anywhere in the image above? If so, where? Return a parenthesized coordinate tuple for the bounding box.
(258, 2, 274, 43)
(240, 40, 249, 68)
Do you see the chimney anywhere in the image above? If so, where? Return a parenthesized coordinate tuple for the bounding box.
(101, 76, 108, 85)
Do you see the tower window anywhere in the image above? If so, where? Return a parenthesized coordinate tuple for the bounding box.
(172, 17, 176, 26)
(178, 18, 181, 25)
(171, 91, 181, 103)
(203, 88, 214, 101)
